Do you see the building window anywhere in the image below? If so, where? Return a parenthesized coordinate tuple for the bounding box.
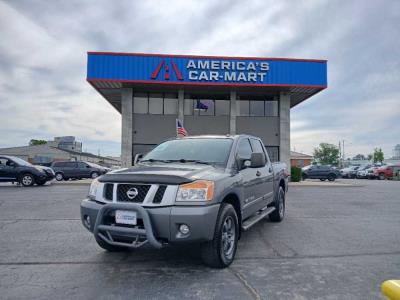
(184, 99, 194, 115)
(198, 100, 214, 116)
(149, 93, 163, 114)
(249, 101, 264, 116)
(238, 99, 279, 117)
(134, 93, 148, 114)
(164, 93, 178, 114)
(265, 100, 279, 117)
(265, 146, 279, 162)
(238, 100, 250, 116)
(215, 100, 230, 116)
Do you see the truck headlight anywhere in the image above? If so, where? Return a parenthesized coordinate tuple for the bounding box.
(88, 178, 100, 200)
(176, 180, 214, 202)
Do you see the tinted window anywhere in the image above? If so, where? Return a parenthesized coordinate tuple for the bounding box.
(77, 162, 88, 168)
(237, 139, 252, 159)
(134, 93, 148, 114)
(250, 139, 267, 161)
(215, 100, 230, 116)
(250, 101, 264, 116)
(66, 162, 77, 168)
(149, 93, 163, 114)
(142, 138, 233, 165)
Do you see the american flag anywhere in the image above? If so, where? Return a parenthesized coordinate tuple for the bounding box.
(176, 119, 188, 137)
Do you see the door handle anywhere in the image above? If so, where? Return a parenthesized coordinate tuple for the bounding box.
(256, 170, 261, 177)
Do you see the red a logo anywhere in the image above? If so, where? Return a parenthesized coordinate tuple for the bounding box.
(151, 59, 183, 81)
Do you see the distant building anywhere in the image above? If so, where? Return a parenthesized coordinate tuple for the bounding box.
(393, 144, 400, 159)
(0, 145, 120, 167)
(46, 136, 82, 152)
(290, 151, 313, 168)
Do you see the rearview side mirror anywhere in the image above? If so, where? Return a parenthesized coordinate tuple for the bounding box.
(134, 153, 144, 165)
(250, 152, 266, 168)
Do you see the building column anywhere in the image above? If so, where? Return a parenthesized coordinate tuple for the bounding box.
(178, 89, 184, 123)
(230, 90, 237, 135)
(279, 92, 291, 173)
(121, 88, 133, 167)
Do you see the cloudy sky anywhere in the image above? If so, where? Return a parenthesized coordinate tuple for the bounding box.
(0, 0, 399, 158)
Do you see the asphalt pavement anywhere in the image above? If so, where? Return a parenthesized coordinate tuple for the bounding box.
(0, 179, 399, 299)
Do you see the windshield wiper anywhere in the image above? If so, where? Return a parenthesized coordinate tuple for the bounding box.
(140, 159, 173, 163)
(167, 159, 213, 165)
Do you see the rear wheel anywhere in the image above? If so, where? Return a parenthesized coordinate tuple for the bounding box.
(20, 173, 35, 186)
(91, 172, 99, 179)
(55, 172, 64, 181)
(95, 236, 128, 252)
(327, 174, 336, 181)
(201, 203, 238, 268)
(379, 173, 386, 180)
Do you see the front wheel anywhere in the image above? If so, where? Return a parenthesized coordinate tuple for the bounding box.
(201, 203, 239, 268)
(327, 174, 336, 181)
(20, 173, 35, 186)
(269, 186, 285, 222)
(91, 172, 99, 179)
(379, 173, 385, 180)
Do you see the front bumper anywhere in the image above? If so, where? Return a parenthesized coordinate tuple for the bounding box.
(80, 199, 220, 248)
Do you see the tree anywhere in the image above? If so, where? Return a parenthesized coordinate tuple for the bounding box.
(373, 148, 384, 163)
(313, 143, 340, 166)
(367, 154, 373, 161)
(29, 139, 47, 146)
(353, 154, 366, 160)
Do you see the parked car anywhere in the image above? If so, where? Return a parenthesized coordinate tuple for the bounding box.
(302, 165, 341, 181)
(81, 134, 289, 268)
(340, 166, 360, 178)
(0, 155, 55, 186)
(52, 161, 109, 181)
(374, 164, 400, 180)
(356, 165, 372, 179)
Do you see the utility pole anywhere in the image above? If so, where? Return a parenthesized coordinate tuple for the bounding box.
(342, 140, 345, 161)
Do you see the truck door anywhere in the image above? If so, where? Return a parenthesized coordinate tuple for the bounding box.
(250, 138, 274, 204)
(236, 138, 265, 219)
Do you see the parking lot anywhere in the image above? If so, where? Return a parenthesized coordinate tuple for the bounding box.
(0, 179, 399, 299)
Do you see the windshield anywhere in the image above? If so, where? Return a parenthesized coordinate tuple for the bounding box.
(9, 156, 32, 166)
(142, 138, 233, 165)
(86, 162, 103, 168)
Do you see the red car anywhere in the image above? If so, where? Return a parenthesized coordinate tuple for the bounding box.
(374, 165, 400, 180)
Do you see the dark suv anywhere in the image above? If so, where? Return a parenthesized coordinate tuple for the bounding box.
(302, 165, 341, 181)
(0, 155, 55, 186)
(52, 161, 109, 181)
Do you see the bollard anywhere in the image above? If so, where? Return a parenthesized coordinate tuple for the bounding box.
(381, 280, 400, 300)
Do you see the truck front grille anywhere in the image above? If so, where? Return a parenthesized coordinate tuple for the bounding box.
(153, 185, 167, 203)
(116, 184, 150, 203)
(104, 183, 113, 201)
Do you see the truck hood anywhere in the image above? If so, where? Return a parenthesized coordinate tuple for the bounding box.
(98, 163, 226, 184)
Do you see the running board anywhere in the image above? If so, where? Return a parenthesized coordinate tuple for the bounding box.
(241, 207, 276, 231)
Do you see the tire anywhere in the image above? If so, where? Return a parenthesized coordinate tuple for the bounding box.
(269, 186, 285, 222)
(55, 172, 64, 181)
(320, 178, 326, 181)
(379, 173, 385, 180)
(95, 236, 128, 252)
(20, 173, 35, 186)
(201, 203, 239, 268)
(302, 174, 307, 181)
(327, 174, 336, 181)
(91, 172, 99, 179)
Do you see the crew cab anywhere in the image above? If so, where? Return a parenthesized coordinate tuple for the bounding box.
(80, 135, 288, 268)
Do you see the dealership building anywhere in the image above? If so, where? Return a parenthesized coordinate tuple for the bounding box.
(87, 52, 327, 168)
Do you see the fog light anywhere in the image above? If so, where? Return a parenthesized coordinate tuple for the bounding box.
(84, 215, 91, 228)
(179, 224, 190, 235)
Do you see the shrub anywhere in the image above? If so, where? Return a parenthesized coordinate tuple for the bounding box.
(291, 167, 302, 182)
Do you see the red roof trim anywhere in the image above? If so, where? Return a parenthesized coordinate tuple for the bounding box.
(87, 78, 327, 89)
(87, 51, 327, 63)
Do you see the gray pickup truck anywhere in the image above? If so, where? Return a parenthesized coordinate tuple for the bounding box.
(81, 135, 288, 268)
